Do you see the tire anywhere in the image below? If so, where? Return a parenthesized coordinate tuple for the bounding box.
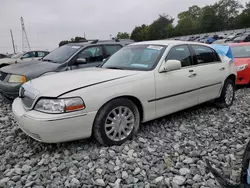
(215, 79, 235, 108)
(93, 98, 140, 146)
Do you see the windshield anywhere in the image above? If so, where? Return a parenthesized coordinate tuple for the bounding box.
(42, 45, 81, 63)
(11, 53, 23, 59)
(102, 44, 166, 71)
(231, 45, 250, 58)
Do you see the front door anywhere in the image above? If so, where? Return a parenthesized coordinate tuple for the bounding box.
(70, 45, 104, 69)
(154, 45, 200, 118)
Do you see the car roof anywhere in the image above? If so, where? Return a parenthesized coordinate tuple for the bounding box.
(227, 42, 250, 47)
(129, 40, 211, 47)
(66, 39, 133, 47)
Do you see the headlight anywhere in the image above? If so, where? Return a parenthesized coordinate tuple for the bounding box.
(34, 97, 85, 113)
(236, 64, 248, 72)
(8, 75, 27, 83)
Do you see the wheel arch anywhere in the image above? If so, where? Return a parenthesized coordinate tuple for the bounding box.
(226, 74, 236, 85)
(95, 95, 144, 122)
(0, 63, 10, 68)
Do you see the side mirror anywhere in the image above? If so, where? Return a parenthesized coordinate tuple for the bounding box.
(20, 57, 24, 60)
(159, 60, 181, 73)
(76, 58, 87, 64)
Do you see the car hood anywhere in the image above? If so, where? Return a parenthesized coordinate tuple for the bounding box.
(1, 60, 59, 76)
(234, 58, 250, 66)
(0, 58, 15, 64)
(25, 68, 140, 97)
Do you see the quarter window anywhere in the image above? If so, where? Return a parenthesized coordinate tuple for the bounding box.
(191, 45, 220, 65)
(166, 45, 192, 67)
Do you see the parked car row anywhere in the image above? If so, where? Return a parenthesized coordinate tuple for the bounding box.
(0, 39, 236, 146)
(0, 39, 132, 99)
(171, 30, 250, 44)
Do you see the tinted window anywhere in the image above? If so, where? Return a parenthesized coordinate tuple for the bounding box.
(38, 51, 46, 57)
(104, 45, 122, 56)
(192, 45, 219, 64)
(77, 46, 104, 63)
(231, 45, 250, 58)
(166, 45, 192, 67)
(22, 52, 36, 58)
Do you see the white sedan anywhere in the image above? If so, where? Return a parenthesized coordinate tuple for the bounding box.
(12, 40, 236, 146)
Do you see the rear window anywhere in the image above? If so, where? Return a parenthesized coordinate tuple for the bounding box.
(231, 45, 250, 58)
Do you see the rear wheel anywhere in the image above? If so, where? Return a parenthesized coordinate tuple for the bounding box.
(215, 79, 235, 108)
(93, 98, 140, 146)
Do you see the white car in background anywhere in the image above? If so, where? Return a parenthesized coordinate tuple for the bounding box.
(12, 40, 236, 146)
(0, 50, 49, 68)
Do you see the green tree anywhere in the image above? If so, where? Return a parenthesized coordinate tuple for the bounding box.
(116, 32, 130, 39)
(147, 14, 174, 40)
(58, 36, 86, 47)
(213, 0, 243, 29)
(59, 40, 69, 47)
(175, 5, 202, 36)
(234, 2, 250, 28)
(130, 24, 149, 41)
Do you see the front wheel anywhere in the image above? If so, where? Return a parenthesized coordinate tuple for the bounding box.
(93, 98, 140, 146)
(215, 79, 235, 108)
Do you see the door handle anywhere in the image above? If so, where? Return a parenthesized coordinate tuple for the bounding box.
(188, 73, 197, 78)
(219, 67, 225, 71)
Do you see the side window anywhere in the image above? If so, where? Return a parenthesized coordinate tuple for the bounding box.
(104, 45, 122, 56)
(77, 46, 104, 63)
(192, 45, 219, 65)
(22, 52, 36, 59)
(38, 51, 46, 57)
(166, 45, 192, 67)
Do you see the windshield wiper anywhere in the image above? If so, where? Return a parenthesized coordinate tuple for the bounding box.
(105, 66, 124, 70)
(42, 59, 57, 63)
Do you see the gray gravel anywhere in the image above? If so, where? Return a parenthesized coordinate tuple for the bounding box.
(1, 88, 250, 188)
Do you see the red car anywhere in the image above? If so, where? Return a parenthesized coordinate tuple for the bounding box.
(229, 42, 250, 85)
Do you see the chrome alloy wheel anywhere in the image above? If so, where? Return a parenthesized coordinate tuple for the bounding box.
(225, 83, 234, 105)
(104, 106, 135, 142)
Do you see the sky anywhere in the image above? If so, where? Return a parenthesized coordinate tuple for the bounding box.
(0, 0, 248, 53)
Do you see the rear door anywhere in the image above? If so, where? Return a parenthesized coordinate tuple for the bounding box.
(190, 44, 227, 103)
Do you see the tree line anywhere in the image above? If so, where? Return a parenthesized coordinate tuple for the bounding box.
(59, 0, 250, 46)
(118, 0, 250, 41)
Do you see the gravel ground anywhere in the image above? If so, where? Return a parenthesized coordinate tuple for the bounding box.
(1, 88, 250, 188)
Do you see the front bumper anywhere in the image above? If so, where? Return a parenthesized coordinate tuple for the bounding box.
(12, 98, 97, 143)
(0, 80, 21, 99)
(236, 69, 249, 85)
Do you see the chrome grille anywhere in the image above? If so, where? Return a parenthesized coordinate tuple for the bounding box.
(0, 71, 8, 81)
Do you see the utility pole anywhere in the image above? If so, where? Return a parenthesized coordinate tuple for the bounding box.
(21, 17, 31, 52)
(10, 29, 16, 54)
